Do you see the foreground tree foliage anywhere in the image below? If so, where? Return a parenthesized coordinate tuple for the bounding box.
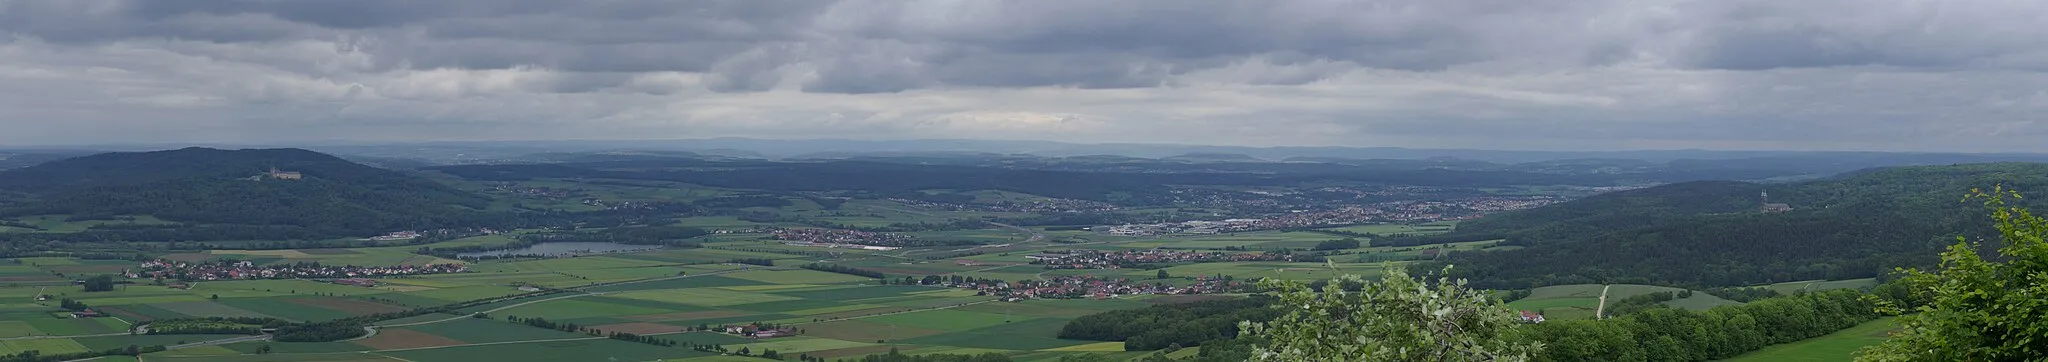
(1058, 296, 1280, 350)
(1526, 289, 1877, 361)
(1239, 266, 1540, 361)
(1856, 188, 2048, 361)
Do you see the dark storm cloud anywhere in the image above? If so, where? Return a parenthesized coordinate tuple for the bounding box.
(7, 0, 2047, 94)
(0, 0, 1549, 93)
(1675, 1, 2048, 70)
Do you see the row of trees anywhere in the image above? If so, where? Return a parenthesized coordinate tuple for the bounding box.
(1058, 296, 1282, 351)
(1311, 238, 1361, 250)
(604, 331, 677, 347)
(81, 274, 116, 292)
(1529, 289, 1879, 361)
(801, 264, 887, 279)
(144, 320, 266, 335)
(56, 298, 88, 312)
(1701, 286, 1781, 302)
(727, 258, 775, 266)
(0, 344, 167, 362)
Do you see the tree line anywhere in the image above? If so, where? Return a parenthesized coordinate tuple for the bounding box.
(801, 264, 887, 279)
(1057, 296, 1282, 351)
(727, 258, 775, 267)
(0, 345, 167, 362)
(1425, 164, 2048, 289)
(1527, 289, 1880, 361)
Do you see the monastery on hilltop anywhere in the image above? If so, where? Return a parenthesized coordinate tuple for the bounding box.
(1761, 191, 1792, 213)
(267, 166, 302, 180)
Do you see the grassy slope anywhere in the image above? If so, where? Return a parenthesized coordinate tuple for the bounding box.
(1723, 317, 1897, 362)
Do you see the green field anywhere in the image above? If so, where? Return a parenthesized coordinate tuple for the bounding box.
(1725, 317, 1897, 362)
(496, 298, 680, 319)
(1764, 278, 1880, 295)
(0, 339, 91, 355)
(610, 288, 800, 307)
(0, 183, 1712, 362)
(864, 310, 1022, 331)
(378, 338, 712, 362)
(725, 270, 877, 285)
(399, 318, 591, 343)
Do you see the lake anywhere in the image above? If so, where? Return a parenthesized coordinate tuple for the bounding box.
(455, 242, 664, 258)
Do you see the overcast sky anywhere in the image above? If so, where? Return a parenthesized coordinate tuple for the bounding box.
(2, 0, 2045, 151)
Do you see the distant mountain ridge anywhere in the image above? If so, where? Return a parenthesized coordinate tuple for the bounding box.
(0, 147, 493, 238)
(1431, 162, 2048, 288)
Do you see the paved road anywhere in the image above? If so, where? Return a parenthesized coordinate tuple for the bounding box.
(1595, 285, 1613, 319)
(988, 222, 1047, 243)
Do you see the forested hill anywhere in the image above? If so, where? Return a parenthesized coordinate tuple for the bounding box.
(1431, 163, 2048, 289)
(427, 159, 1626, 206)
(0, 147, 494, 237)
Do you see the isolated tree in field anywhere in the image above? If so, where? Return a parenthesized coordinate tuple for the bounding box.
(1157, 269, 1171, 279)
(1857, 187, 2048, 361)
(1239, 266, 1540, 361)
(81, 274, 115, 292)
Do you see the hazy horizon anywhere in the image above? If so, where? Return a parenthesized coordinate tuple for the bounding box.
(6, 136, 2048, 155)
(4, 1, 2046, 152)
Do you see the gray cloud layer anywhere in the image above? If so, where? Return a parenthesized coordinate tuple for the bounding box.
(2, 0, 2045, 151)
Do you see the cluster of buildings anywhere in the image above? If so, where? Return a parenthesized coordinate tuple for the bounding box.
(890, 197, 1120, 213)
(1098, 219, 1267, 236)
(781, 241, 900, 251)
(1025, 249, 1294, 269)
(364, 227, 501, 242)
(1095, 196, 1558, 236)
(1166, 186, 1565, 221)
(711, 228, 773, 234)
(717, 324, 797, 339)
(578, 198, 662, 211)
(489, 184, 576, 199)
(127, 259, 466, 281)
(770, 228, 917, 247)
(948, 275, 1252, 301)
(366, 231, 422, 241)
(1445, 196, 1562, 213)
(266, 166, 302, 180)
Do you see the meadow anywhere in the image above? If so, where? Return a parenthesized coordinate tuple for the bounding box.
(1724, 317, 1897, 362)
(0, 197, 1891, 362)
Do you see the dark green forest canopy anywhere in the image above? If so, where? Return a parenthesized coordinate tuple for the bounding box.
(1428, 163, 2048, 288)
(0, 147, 497, 238)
